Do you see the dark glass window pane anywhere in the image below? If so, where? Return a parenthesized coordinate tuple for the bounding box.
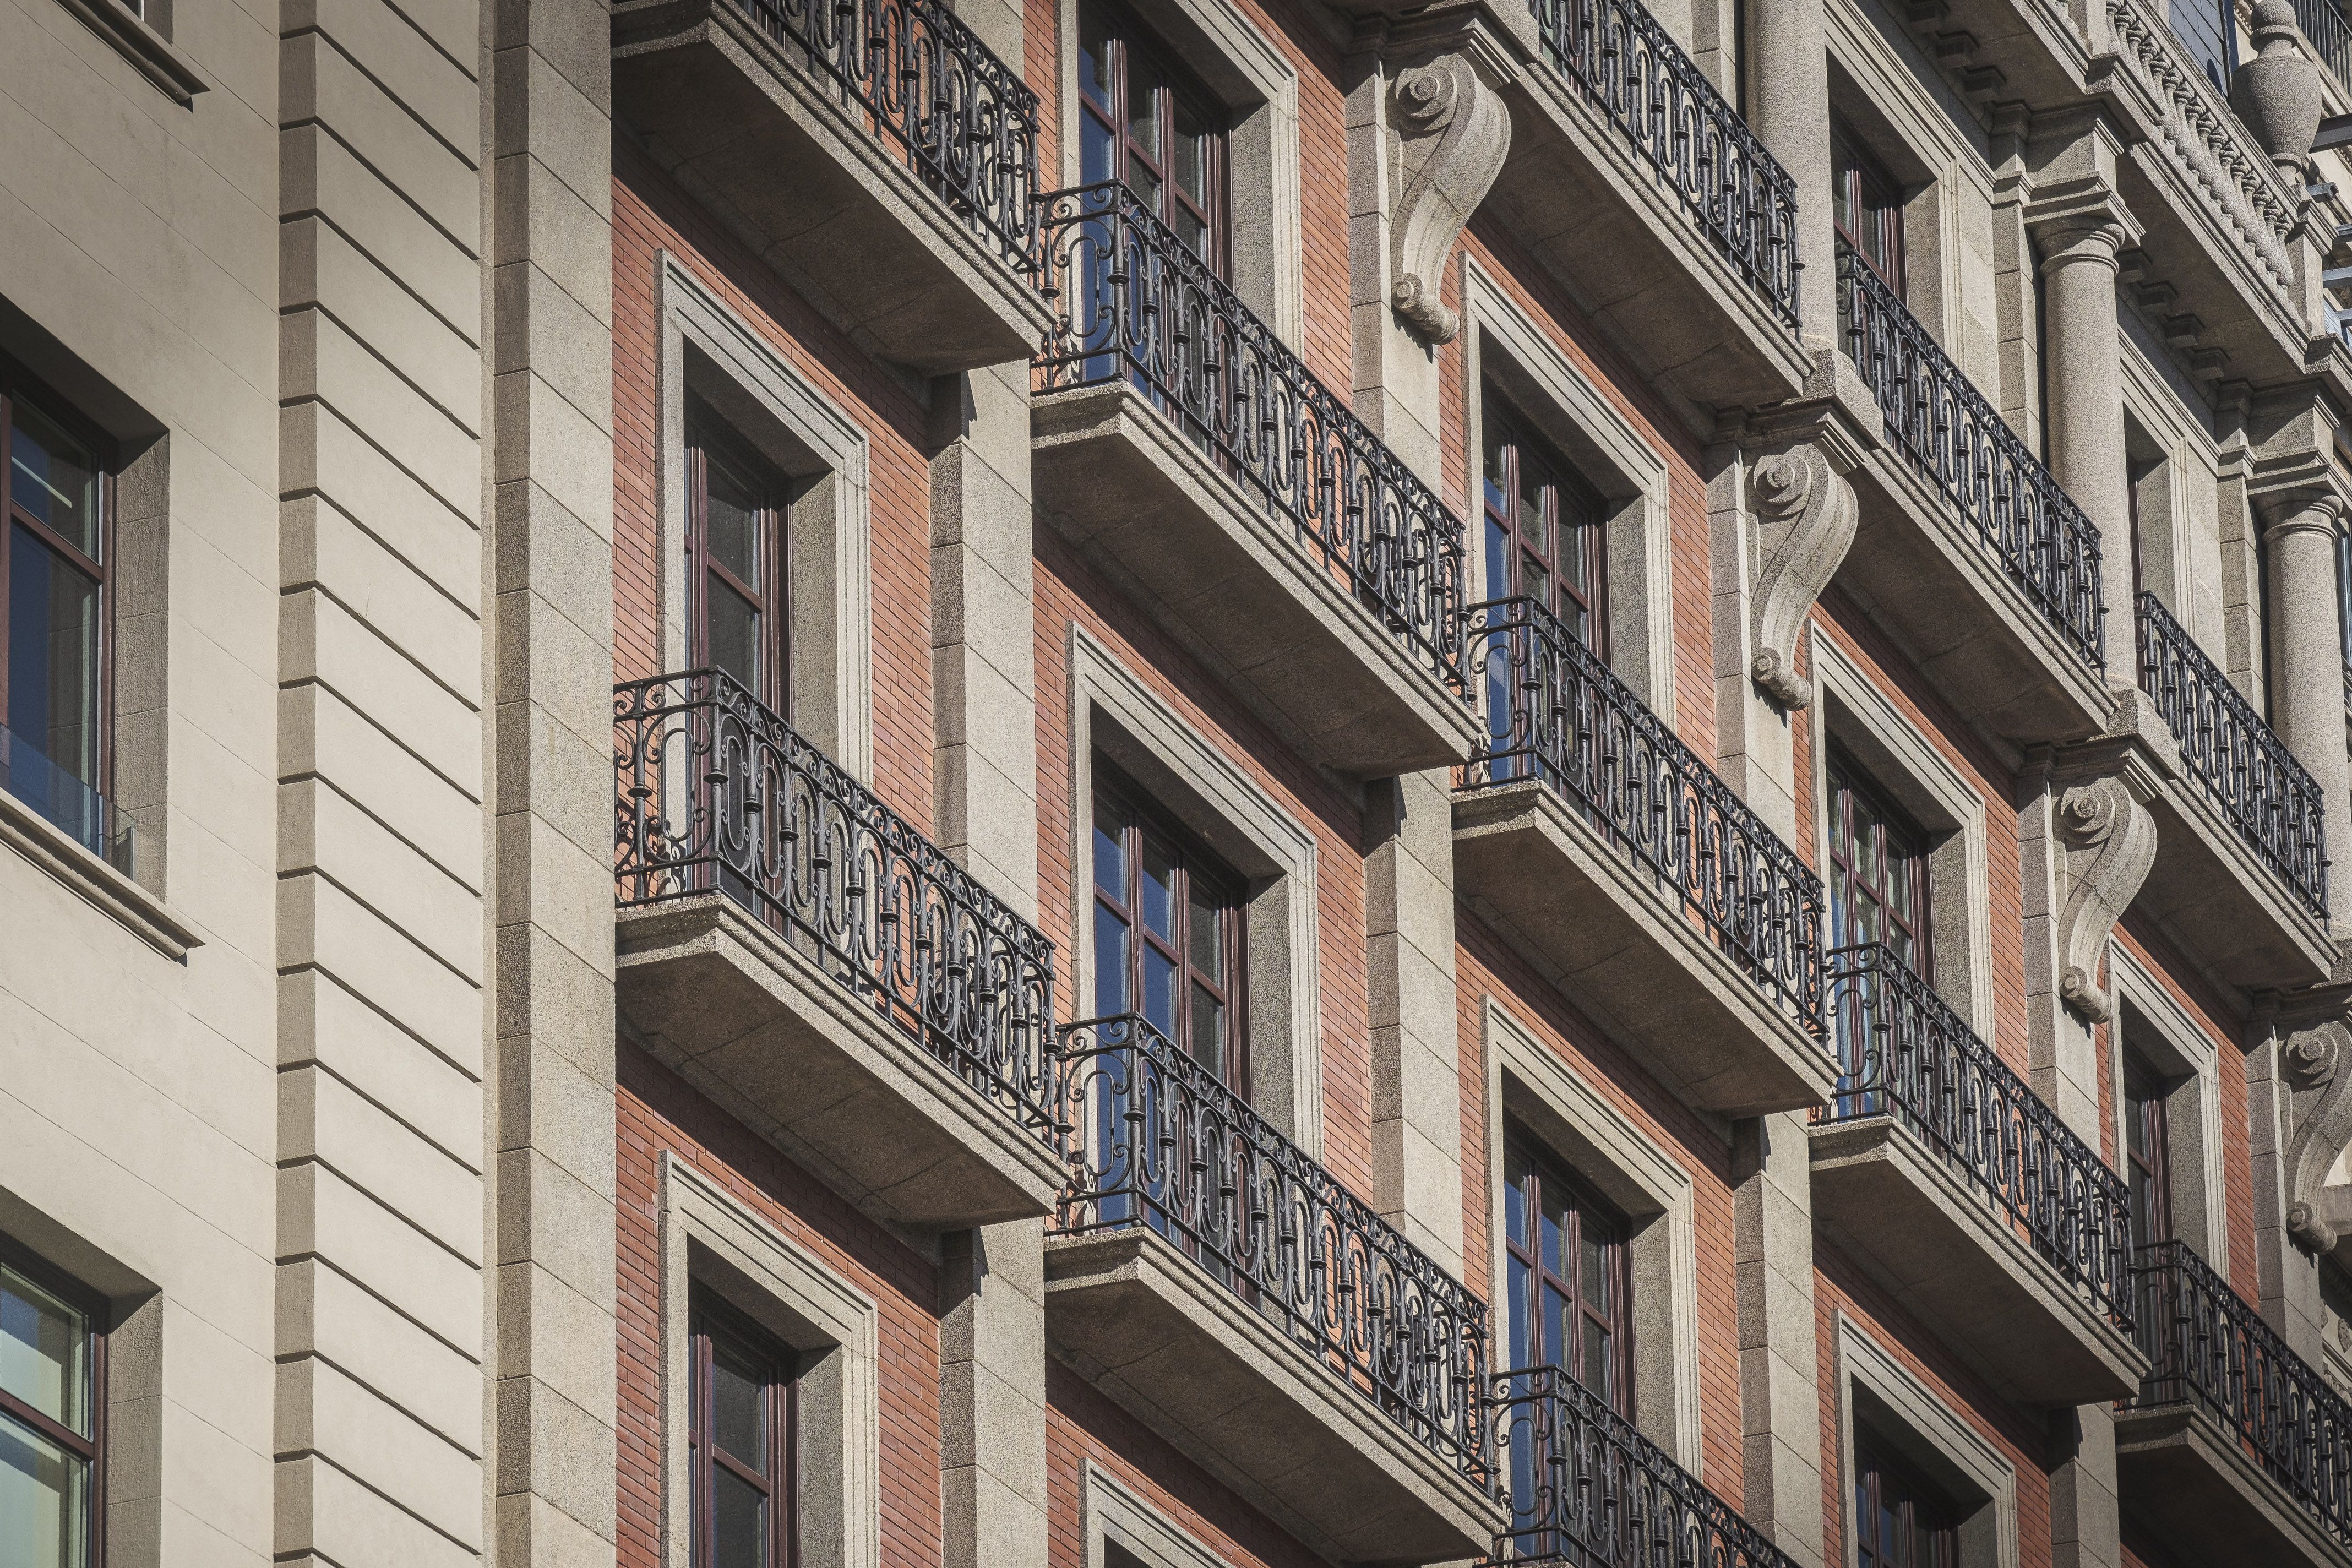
(0, 1415, 87, 1568)
(706, 581, 760, 699)
(1126, 65, 1159, 160)
(710, 1462, 767, 1568)
(1094, 905, 1131, 1015)
(1186, 981, 1221, 1074)
(705, 461, 759, 586)
(1092, 800, 1126, 897)
(9, 403, 99, 560)
(1142, 946, 1175, 1037)
(1139, 836, 1174, 939)
(1081, 113, 1118, 187)
(8, 530, 102, 792)
(710, 1344, 765, 1467)
(1078, 1, 1112, 108)
(0, 1264, 88, 1436)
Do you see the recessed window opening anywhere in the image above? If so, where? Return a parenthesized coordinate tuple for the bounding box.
(0, 1244, 106, 1568)
(1854, 1432, 1960, 1568)
(689, 1284, 799, 1568)
(1502, 1124, 1633, 1414)
(687, 399, 793, 714)
(1832, 124, 1906, 300)
(1481, 389, 1608, 657)
(1827, 747, 1931, 974)
(2123, 1046, 2177, 1250)
(1077, 0, 1231, 271)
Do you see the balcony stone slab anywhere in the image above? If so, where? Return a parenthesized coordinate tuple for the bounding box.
(1809, 1117, 2145, 1407)
(1489, 71, 1811, 416)
(2139, 760, 2336, 993)
(612, 0, 1053, 375)
(2115, 1404, 2352, 1568)
(1043, 1228, 1507, 1566)
(1032, 380, 1483, 778)
(616, 893, 1066, 1228)
(1453, 779, 1839, 1117)
(1839, 445, 2117, 750)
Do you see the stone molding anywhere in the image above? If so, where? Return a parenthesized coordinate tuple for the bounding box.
(2021, 175, 2142, 268)
(1384, 29, 1514, 344)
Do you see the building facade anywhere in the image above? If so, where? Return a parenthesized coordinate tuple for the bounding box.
(9, 0, 2352, 1561)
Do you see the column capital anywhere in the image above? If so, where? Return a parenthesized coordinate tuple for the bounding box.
(2024, 177, 2142, 270)
(2248, 452, 2352, 538)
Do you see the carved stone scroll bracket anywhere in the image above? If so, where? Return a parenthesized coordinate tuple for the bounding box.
(2051, 767, 2162, 1025)
(1386, 38, 1512, 345)
(1736, 349, 1877, 710)
(2267, 968, 2352, 1255)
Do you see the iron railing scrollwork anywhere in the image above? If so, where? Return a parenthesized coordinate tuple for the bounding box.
(1053, 1014, 1493, 1487)
(2130, 1239, 2352, 1547)
(1490, 1365, 1798, 1568)
(725, 0, 1042, 277)
(1815, 944, 2135, 1333)
(613, 670, 1061, 1150)
(1033, 182, 1469, 696)
(2136, 590, 2329, 922)
(1836, 246, 2107, 671)
(1461, 594, 1828, 1036)
(1528, 0, 1800, 326)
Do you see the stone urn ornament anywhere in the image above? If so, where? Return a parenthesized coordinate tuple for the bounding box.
(2233, 0, 2325, 174)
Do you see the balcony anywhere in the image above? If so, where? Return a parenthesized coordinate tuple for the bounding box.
(1490, 1366, 1796, 1568)
(1485, 0, 1811, 410)
(1808, 945, 2144, 1406)
(1030, 183, 1482, 777)
(2132, 592, 2335, 988)
(1453, 596, 1839, 1118)
(611, 671, 1067, 1228)
(610, 0, 1053, 373)
(2116, 1240, 2352, 1567)
(1044, 1015, 1505, 1565)
(1835, 249, 2116, 748)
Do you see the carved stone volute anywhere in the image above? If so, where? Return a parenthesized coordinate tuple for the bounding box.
(2277, 983, 2352, 1253)
(1387, 45, 1512, 345)
(1747, 443, 1858, 709)
(2053, 772, 2159, 1023)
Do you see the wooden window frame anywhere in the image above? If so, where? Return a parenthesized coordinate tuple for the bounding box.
(1826, 745, 1932, 976)
(2123, 1047, 2176, 1251)
(1853, 1435, 1959, 1568)
(1480, 390, 1609, 658)
(688, 1285, 800, 1568)
(1076, 0, 1232, 275)
(0, 1236, 107, 1568)
(1832, 125, 1907, 300)
(0, 384, 117, 801)
(1091, 763, 1249, 1092)
(685, 400, 791, 715)
(1502, 1125, 1635, 1417)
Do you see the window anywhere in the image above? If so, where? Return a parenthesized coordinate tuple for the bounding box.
(2124, 1048, 2176, 1250)
(1092, 767, 1246, 1088)
(2, 390, 113, 859)
(2164, 0, 2233, 89)
(1077, 0, 1231, 270)
(1853, 1436, 1958, 1568)
(688, 402, 790, 713)
(1826, 748, 1931, 975)
(1832, 126, 1905, 298)
(689, 1286, 798, 1568)
(1502, 1128, 1632, 1415)
(1482, 391, 1608, 656)
(0, 1248, 104, 1568)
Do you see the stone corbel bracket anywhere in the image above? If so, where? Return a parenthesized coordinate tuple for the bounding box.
(1738, 351, 1879, 709)
(2045, 698, 2175, 1023)
(1386, 29, 1515, 345)
(2266, 968, 2352, 1255)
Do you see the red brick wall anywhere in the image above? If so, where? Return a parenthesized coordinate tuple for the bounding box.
(611, 142, 940, 837)
(616, 1047, 948, 1567)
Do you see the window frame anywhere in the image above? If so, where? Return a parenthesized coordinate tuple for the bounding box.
(1076, 0, 1233, 274)
(1501, 1124, 1635, 1417)
(685, 400, 792, 715)
(1480, 389, 1609, 658)
(1826, 745, 1933, 977)
(1853, 1433, 1960, 1568)
(688, 1283, 801, 1568)
(1090, 763, 1249, 1091)
(0, 385, 117, 804)
(2122, 1046, 2177, 1251)
(0, 1235, 108, 1568)
(1832, 125, 1907, 300)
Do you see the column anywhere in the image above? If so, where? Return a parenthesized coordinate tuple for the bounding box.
(2257, 486, 2352, 921)
(2030, 209, 2137, 674)
(1744, 0, 1836, 341)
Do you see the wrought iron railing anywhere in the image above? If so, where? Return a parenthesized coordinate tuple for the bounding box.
(1033, 182, 1469, 696)
(2136, 591, 2329, 922)
(2130, 1239, 2352, 1547)
(1836, 247, 2107, 671)
(1490, 1365, 1796, 1568)
(1529, 0, 1800, 326)
(1461, 594, 1828, 1036)
(613, 670, 1060, 1149)
(723, 0, 1041, 276)
(1054, 1014, 1493, 1487)
(2295, 0, 2352, 92)
(1816, 944, 2135, 1333)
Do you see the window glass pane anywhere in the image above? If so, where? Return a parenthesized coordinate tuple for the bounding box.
(1517, 468, 1548, 559)
(1579, 1224, 1605, 1305)
(1543, 1282, 1570, 1370)
(0, 1262, 88, 1434)
(1124, 159, 1162, 215)
(8, 530, 102, 793)
(0, 1413, 86, 1568)
(1081, 112, 1118, 187)
(1139, 837, 1174, 940)
(710, 1460, 767, 1568)
(1188, 883, 1221, 985)
(1077, 1, 1112, 110)
(1092, 802, 1126, 897)
(1093, 905, 1131, 1015)
(1126, 67, 1159, 162)
(9, 404, 99, 562)
(1505, 1254, 1533, 1367)
(1582, 1314, 1610, 1398)
(1173, 206, 1208, 262)
(1187, 981, 1222, 1076)
(709, 1341, 766, 1467)
(1539, 1197, 1562, 1280)
(706, 580, 761, 700)
(1484, 514, 1511, 603)
(1504, 1159, 1529, 1250)
(1142, 946, 1175, 1037)
(1170, 98, 1207, 204)
(704, 459, 760, 587)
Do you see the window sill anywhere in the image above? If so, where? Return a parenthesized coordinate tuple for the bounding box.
(0, 790, 200, 961)
(55, 0, 207, 104)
